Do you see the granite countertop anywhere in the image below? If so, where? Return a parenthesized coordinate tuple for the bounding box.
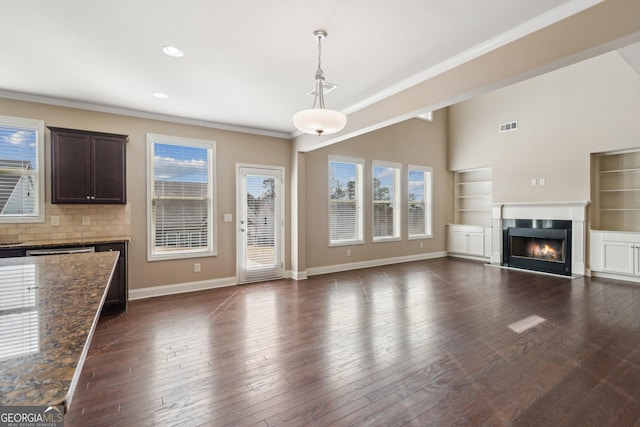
(0, 252, 118, 411)
(0, 236, 130, 249)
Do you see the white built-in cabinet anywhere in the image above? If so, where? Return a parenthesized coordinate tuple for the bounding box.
(447, 224, 492, 257)
(590, 149, 640, 282)
(590, 231, 640, 281)
(448, 168, 492, 259)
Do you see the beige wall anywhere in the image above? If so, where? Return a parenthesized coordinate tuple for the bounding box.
(0, 98, 291, 290)
(448, 50, 640, 204)
(304, 110, 452, 269)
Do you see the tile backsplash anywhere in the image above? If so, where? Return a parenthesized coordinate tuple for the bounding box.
(0, 204, 131, 243)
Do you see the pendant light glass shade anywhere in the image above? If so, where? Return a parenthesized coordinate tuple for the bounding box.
(293, 107, 347, 136)
(293, 30, 347, 136)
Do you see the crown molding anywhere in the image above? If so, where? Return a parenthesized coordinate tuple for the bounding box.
(0, 90, 291, 140)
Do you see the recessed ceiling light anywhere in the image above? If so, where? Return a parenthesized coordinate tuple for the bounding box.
(153, 92, 170, 99)
(162, 46, 185, 58)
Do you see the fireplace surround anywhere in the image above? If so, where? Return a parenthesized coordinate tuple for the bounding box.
(503, 219, 572, 276)
(491, 202, 589, 277)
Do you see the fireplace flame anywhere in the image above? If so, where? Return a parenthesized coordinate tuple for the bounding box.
(527, 241, 560, 260)
(540, 244, 556, 259)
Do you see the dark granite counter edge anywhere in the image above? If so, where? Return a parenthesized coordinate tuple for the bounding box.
(62, 253, 119, 412)
(0, 236, 130, 249)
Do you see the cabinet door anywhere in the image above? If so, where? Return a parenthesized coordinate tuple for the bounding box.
(448, 231, 469, 254)
(96, 242, 127, 313)
(467, 233, 485, 256)
(602, 240, 635, 275)
(51, 131, 92, 203)
(0, 249, 25, 258)
(92, 135, 126, 203)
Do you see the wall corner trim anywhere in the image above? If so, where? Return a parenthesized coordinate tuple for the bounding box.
(286, 270, 308, 280)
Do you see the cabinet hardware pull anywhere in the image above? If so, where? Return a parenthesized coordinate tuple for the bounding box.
(86, 195, 90, 199)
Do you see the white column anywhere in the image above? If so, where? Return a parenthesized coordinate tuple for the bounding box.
(491, 204, 503, 265)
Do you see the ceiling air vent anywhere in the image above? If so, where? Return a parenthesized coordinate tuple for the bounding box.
(499, 121, 518, 133)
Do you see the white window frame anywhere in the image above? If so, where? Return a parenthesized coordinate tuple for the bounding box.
(328, 155, 364, 247)
(372, 160, 402, 242)
(407, 165, 433, 240)
(0, 115, 45, 224)
(146, 133, 216, 261)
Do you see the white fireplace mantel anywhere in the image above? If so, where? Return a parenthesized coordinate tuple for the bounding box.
(490, 201, 590, 276)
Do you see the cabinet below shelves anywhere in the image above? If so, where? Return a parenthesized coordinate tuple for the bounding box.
(447, 224, 492, 259)
(590, 230, 640, 282)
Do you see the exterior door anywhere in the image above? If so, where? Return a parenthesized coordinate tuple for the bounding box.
(237, 166, 284, 283)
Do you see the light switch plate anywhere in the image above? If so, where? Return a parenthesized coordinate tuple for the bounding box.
(224, 214, 233, 222)
(82, 216, 90, 226)
(51, 216, 60, 226)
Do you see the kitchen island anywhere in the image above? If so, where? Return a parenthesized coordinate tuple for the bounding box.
(0, 251, 118, 411)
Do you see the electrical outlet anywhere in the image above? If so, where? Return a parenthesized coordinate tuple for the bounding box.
(420, 242, 424, 249)
(194, 263, 201, 273)
(82, 216, 90, 226)
(347, 249, 351, 257)
(530, 178, 537, 186)
(539, 178, 546, 186)
(51, 216, 60, 226)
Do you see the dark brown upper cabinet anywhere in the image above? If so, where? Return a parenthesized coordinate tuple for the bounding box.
(49, 127, 127, 204)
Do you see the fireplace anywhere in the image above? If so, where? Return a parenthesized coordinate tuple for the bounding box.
(491, 202, 588, 277)
(503, 219, 572, 276)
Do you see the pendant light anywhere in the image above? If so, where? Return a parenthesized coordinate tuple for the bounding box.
(293, 30, 347, 136)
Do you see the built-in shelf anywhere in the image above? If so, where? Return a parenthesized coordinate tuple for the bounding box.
(454, 168, 492, 227)
(592, 149, 640, 232)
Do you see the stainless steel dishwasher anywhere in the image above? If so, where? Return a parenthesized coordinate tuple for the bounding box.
(25, 246, 95, 256)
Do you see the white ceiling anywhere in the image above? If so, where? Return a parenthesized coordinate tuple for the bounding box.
(0, 0, 606, 138)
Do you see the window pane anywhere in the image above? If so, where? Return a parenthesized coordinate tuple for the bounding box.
(373, 164, 400, 239)
(246, 175, 276, 266)
(0, 118, 43, 221)
(149, 136, 215, 259)
(329, 159, 362, 244)
(408, 167, 432, 238)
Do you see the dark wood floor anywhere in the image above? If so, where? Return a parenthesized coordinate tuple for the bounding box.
(65, 257, 640, 426)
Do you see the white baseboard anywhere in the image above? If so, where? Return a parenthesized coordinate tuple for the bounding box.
(306, 251, 448, 276)
(129, 252, 447, 300)
(129, 276, 237, 300)
(590, 270, 640, 284)
(286, 269, 308, 280)
(447, 253, 491, 262)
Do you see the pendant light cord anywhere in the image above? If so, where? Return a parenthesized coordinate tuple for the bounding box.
(313, 34, 326, 109)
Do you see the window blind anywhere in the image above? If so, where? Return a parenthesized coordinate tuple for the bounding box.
(329, 159, 362, 245)
(373, 163, 400, 240)
(0, 265, 38, 360)
(150, 138, 215, 258)
(408, 166, 433, 238)
(245, 175, 276, 268)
